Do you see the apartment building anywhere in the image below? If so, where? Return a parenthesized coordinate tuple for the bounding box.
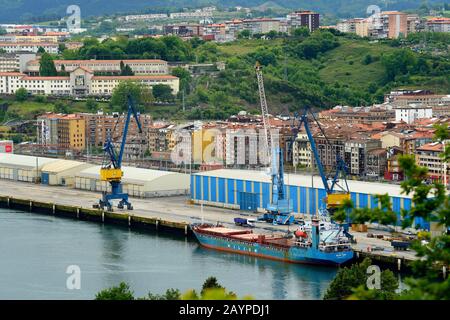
(37, 113, 85, 152)
(386, 90, 449, 107)
(293, 133, 312, 168)
(336, 11, 411, 39)
(0, 52, 36, 72)
(78, 112, 153, 148)
(366, 148, 388, 178)
(394, 104, 433, 124)
(344, 139, 382, 176)
(0, 35, 59, 43)
(0, 42, 59, 54)
(242, 18, 281, 34)
(286, 10, 320, 32)
(163, 24, 204, 37)
(25, 59, 169, 75)
(416, 142, 449, 183)
(0, 67, 179, 96)
(384, 11, 408, 39)
(319, 106, 395, 124)
(120, 13, 168, 21)
(426, 17, 450, 32)
(336, 18, 366, 34)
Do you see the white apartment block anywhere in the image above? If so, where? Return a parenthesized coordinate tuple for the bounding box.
(0, 67, 179, 97)
(293, 133, 312, 168)
(0, 52, 36, 72)
(24, 59, 169, 75)
(395, 104, 433, 124)
(426, 17, 450, 32)
(0, 42, 59, 54)
(120, 14, 169, 21)
(0, 35, 59, 43)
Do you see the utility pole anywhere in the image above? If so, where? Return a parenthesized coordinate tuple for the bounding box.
(35, 156, 39, 184)
(182, 89, 185, 112)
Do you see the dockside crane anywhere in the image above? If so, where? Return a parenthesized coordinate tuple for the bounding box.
(94, 95, 143, 212)
(295, 107, 350, 214)
(255, 62, 294, 225)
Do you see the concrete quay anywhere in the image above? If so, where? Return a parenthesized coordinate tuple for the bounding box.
(0, 179, 417, 270)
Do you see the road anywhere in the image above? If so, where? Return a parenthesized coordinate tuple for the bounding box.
(0, 179, 417, 261)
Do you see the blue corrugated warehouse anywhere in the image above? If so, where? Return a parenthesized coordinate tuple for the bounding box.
(190, 169, 429, 230)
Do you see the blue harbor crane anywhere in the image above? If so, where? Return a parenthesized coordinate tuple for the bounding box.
(93, 95, 143, 212)
(255, 62, 294, 225)
(259, 147, 295, 225)
(296, 107, 355, 242)
(295, 107, 350, 213)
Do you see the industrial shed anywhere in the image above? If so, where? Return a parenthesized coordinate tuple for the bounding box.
(75, 166, 190, 197)
(40, 160, 94, 186)
(190, 169, 428, 229)
(0, 153, 59, 182)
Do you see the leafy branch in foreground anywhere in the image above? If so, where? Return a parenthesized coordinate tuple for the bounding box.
(329, 127, 450, 300)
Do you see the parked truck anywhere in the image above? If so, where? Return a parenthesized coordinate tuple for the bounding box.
(234, 217, 256, 228)
(391, 240, 411, 251)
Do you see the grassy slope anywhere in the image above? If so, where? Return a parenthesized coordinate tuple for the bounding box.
(217, 37, 448, 110)
(4, 100, 109, 119)
(318, 39, 396, 89)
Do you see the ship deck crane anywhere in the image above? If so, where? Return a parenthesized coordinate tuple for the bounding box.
(255, 62, 294, 225)
(296, 107, 350, 213)
(94, 95, 142, 212)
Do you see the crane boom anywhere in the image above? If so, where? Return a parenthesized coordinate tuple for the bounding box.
(255, 62, 272, 163)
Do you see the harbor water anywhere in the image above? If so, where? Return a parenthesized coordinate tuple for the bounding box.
(0, 208, 337, 300)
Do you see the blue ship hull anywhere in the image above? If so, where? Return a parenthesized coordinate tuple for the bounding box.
(193, 230, 354, 266)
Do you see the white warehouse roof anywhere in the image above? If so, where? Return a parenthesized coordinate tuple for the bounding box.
(194, 169, 407, 198)
(77, 165, 190, 191)
(41, 159, 94, 173)
(0, 153, 59, 170)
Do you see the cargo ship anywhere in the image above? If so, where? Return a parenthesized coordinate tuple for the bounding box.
(191, 219, 354, 266)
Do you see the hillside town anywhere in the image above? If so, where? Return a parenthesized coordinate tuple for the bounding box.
(1, 87, 443, 187)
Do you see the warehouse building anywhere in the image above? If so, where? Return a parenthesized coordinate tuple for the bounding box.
(75, 166, 190, 197)
(40, 160, 93, 186)
(190, 169, 428, 228)
(0, 153, 59, 182)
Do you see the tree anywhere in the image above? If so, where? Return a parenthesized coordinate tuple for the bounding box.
(37, 46, 46, 54)
(171, 67, 191, 94)
(237, 30, 251, 39)
(381, 49, 417, 82)
(292, 27, 310, 38)
(362, 54, 373, 65)
(86, 98, 98, 112)
(15, 88, 28, 102)
(39, 52, 57, 76)
(324, 258, 398, 300)
(111, 80, 153, 110)
(152, 84, 174, 102)
(95, 282, 135, 300)
(120, 61, 134, 76)
(144, 288, 181, 300)
(201, 276, 224, 296)
(53, 101, 68, 114)
(330, 127, 450, 300)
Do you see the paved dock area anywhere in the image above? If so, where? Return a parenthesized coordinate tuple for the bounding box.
(0, 179, 417, 263)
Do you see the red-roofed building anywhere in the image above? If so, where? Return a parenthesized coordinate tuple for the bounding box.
(25, 58, 169, 75)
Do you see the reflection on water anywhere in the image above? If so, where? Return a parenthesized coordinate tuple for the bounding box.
(0, 208, 337, 300)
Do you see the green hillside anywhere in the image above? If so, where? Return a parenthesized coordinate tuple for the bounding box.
(2, 30, 449, 123)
